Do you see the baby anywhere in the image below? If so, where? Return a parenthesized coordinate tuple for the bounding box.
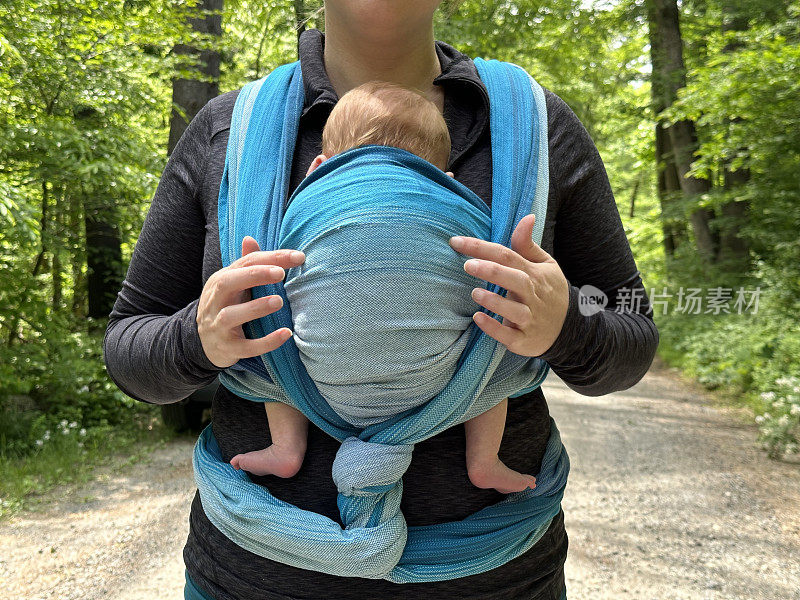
(230, 81, 537, 494)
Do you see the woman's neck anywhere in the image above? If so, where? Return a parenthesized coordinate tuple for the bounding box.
(321, 18, 443, 110)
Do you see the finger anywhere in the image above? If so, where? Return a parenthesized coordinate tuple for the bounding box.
(463, 259, 534, 302)
(510, 214, 553, 264)
(242, 235, 261, 257)
(214, 264, 289, 308)
(471, 288, 531, 329)
(234, 327, 294, 359)
(448, 235, 529, 272)
(472, 311, 525, 349)
(238, 237, 263, 302)
(218, 294, 284, 329)
(229, 247, 306, 270)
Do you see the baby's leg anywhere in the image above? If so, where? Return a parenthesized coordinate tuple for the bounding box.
(464, 398, 537, 494)
(230, 402, 308, 478)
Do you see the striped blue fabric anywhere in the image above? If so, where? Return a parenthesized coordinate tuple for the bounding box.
(279, 144, 496, 427)
(192, 57, 570, 584)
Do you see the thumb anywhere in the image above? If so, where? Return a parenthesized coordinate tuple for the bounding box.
(241, 235, 261, 257)
(510, 214, 552, 263)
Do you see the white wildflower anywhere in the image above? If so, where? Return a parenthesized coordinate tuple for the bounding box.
(79, 428, 87, 436)
(69, 421, 77, 429)
(59, 419, 68, 428)
(761, 391, 776, 401)
(35, 439, 44, 447)
(43, 431, 50, 440)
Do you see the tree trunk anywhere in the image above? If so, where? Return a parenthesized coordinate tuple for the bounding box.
(51, 185, 62, 310)
(649, 0, 717, 261)
(294, 0, 306, 39)
(71, 105, 124, 321)
(168, 0, 223, 155)
(69, 189, 87, 319)
(85, 201, 123, 319)
(32, 180, 50, 277)
(717, 1, 751, 267)
(654, 125, 682, 255)
(648, 1, 684, 257)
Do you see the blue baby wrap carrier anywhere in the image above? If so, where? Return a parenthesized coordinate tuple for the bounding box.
(192, 57, 570, 584)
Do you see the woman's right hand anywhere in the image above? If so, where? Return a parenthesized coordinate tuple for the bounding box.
(196, 235, 306, 369)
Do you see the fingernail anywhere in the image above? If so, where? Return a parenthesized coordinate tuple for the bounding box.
(450, 236, 464, 247)
(464, 259, 478, 272)
(290, 251, 305, 261)
(269, 266, 284, 278)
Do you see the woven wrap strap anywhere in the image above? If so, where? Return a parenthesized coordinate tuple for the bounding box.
(192, 56, 570, 583)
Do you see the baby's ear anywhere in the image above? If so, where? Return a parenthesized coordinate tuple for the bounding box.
(306, 154, 328, 177)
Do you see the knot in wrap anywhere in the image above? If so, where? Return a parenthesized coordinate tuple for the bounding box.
(333, 437, 414, 497)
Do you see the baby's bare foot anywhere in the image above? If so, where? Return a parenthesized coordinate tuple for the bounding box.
(229, 443, 304, 478)
(467, 457, 537, 494)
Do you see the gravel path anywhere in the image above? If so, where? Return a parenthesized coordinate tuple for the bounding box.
(2, 360, 798, 599)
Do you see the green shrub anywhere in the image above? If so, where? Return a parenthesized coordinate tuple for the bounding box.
(755, 377, 800, 459)
(0, 319, 148, 460)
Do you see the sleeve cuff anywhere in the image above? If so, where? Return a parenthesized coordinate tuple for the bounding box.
(536, 284, 590, 367)
(179, 298, 225, 375)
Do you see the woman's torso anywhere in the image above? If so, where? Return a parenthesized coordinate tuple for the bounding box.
(184, 29, 567, 600)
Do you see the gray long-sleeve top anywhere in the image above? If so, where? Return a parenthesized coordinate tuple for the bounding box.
(103, 28, 658, 600)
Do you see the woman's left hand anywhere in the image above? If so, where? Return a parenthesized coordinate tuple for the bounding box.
(449, 214, 570, 358)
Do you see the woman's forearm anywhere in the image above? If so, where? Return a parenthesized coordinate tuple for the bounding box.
(102, 100, 222, 404)
(538, 279, 659, 396)
(104, 298, 221, 404)
(539, 89, 660, 395)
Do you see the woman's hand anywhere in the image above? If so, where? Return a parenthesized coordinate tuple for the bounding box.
(449, 214, 569, 358)
(196, 236, 306, 368)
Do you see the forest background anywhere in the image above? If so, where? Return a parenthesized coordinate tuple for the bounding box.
(1, 0, 798, 516)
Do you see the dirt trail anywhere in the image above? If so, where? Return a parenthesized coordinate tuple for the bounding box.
(2, 361, 798, 599)
(550, 361, 800, 599)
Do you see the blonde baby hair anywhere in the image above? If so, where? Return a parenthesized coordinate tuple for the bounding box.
(321, 80, 451, 171)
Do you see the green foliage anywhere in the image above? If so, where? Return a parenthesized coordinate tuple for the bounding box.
(655, 252, 800, 457)
(2, 0, 799, 501)
(664, 3, 800, 263)
(0, 1, 200, 474)
(756, 377, 800, 459)
(646, 1, 800, 456)
(0, 321, 149, 458)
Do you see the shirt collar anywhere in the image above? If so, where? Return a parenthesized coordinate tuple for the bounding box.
(297, 28, 489, 167)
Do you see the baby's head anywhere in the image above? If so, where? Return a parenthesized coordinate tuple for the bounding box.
(307, 80, 451, 175)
